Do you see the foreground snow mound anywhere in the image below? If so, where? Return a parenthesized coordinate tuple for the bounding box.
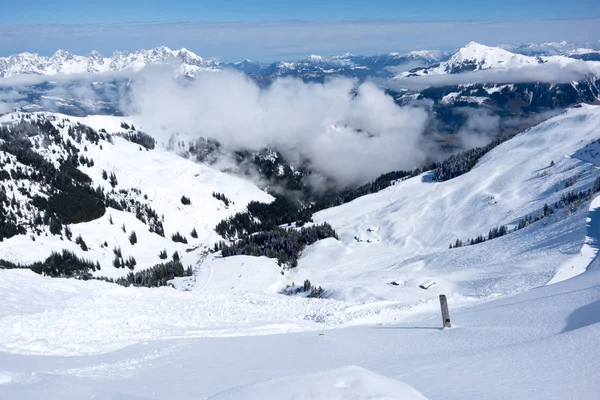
(208, 366, 427, 400)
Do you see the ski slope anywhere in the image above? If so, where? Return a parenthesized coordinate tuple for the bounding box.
(2, 106, 600, 398)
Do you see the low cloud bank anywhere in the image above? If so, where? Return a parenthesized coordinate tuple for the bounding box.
(390, 60, 600, 91)
(124, 69, 430, 187)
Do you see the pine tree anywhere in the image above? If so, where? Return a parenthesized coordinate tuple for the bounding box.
(64, 226, 73, 240)
(172, 251, 180, 262)
(75, 235, 88, 251)
(129, 231, 137, 245)
(49, 218, 62, 235)
(190, 228, 198, 238)
(158, 249, 168, 259)
(109, 172, 118, 188)
(171, 231, 187, 244)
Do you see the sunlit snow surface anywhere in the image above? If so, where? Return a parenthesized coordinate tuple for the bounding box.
(1, 106, 600, 399)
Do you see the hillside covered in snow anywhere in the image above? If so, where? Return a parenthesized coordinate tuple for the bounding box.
(1, 96, 600, 398)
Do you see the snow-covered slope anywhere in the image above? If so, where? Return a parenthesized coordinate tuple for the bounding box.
(2, 105, 600, 398)
(307, 105, 600, 303)
(1, 218, 600, 399)
(0, 112, 272, 278)
(0, 46, 219, 78)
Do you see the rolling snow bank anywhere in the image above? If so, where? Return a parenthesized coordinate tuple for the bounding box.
(1, 262, 600, 399)
(208, 366, 428, 400)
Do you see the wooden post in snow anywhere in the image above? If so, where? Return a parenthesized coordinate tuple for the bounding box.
(439, 294, 451, 328)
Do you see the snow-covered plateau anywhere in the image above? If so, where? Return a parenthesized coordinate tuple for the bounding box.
(1, 105, 600, 399)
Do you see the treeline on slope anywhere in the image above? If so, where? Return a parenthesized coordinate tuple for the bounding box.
(0, 249, 100, 279)
(98, 260, 193, 288)
(450, 176, 600, 248)
(433, 130, 519, 182)
(213, 162, 434, 268)
(118, 131, 156, 150)
(215, 165, 434, 240)
(0, 118, 164, 241)
(0, 119, 107, 240)
(0, 249, 193, 288)
(217, 223, 338, 268)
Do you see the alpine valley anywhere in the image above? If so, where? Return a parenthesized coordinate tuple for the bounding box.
(1, 40, 600, 400)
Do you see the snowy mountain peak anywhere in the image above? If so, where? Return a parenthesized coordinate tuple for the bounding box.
(451, 41, 535, 66)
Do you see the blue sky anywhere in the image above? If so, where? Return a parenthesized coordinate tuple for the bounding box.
(4, 0, 600, 24)
(1, 1, 599, 61)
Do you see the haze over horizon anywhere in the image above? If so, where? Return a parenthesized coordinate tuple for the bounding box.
(1, 0, 600, 61)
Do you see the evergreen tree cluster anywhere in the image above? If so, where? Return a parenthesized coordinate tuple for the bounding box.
(212, 191, 231, 206)
(75, 234, 88, 251)
(101, 260, 193, 288)
(450, 225, 508, 248)
(180, 195, 191, 205)
(171, 231, 188, 244)
(219, 223, 338, 268)
(111, 246, 137, 270)
(214, 163, 432, 242)
(282, 279, 325, 298)
(0, 119, 110, 240)
(119, 131, 156, 150)
(0, 249, 100, 279)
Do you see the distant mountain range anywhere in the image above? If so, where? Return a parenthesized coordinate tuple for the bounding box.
(1, 41, 599, 131)
(0, 46, 446, 80)
(1, 41, 600, 81)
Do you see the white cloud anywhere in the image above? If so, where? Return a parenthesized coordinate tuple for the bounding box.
(124, 69, 429, 187)
(389, 60, 600, 90)
(455, 108, 500, 148)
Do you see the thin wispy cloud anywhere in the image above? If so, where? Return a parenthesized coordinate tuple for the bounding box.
(1, 19, 599, 61)
(388, 61, 600, 91)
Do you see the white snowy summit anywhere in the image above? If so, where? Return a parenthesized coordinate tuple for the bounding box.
(0, 46, 219, 78)
(403, 41, 583, 76)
